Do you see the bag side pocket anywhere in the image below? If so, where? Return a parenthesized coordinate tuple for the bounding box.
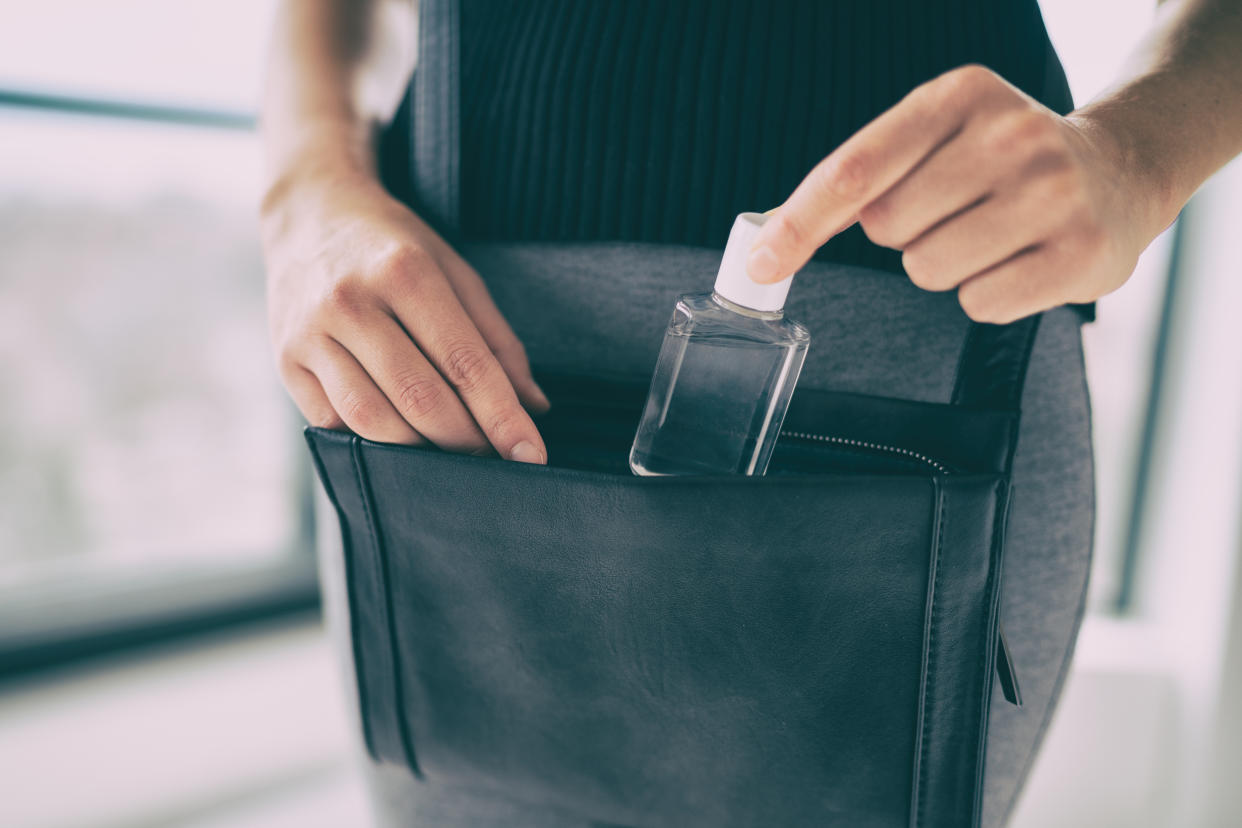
(304, 428, 422, 775)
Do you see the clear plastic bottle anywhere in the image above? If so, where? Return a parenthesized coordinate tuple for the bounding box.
(630, 212, 811, 476)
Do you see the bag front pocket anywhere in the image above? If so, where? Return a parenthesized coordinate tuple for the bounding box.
(305, 371, 1012, 828)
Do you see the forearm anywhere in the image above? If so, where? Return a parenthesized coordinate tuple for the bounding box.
(259, 0, 415, 200)
(1069, 0, 1242, 239)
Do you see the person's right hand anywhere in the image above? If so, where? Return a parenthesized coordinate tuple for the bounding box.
(259, 161, 551, 463)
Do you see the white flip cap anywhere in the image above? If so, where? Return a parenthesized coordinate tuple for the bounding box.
(713, 212, 794, 312)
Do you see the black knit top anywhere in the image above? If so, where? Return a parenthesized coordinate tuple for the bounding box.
(457, 0, 1094, 322)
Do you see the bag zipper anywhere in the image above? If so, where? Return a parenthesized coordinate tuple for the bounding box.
(777, 429, 951, 475)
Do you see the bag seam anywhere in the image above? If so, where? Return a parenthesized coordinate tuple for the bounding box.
(911, 477, 946, 828)
(304, 432, 380, 763)
(351, 439, 425, 778)
(972, 478, 1012, 825)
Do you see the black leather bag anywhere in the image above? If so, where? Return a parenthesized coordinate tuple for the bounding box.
(306, 323, 1036, 828)
(305, 3, 1035, 824)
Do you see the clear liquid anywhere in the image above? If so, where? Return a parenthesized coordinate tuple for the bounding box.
(629, 291, 810, 476)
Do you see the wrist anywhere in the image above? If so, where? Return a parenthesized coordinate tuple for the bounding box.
(259, 118, 381, 219)
(1066, 101, 1186, 244)
(258, 156, 393, 265)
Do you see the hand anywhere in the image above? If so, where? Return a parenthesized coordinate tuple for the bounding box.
(747, 64, 1166, 323)
(259, 160, 551, 462)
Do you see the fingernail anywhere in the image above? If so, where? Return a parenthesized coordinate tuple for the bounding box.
(747, 245, 782, 283)
(509, 440, 545, 464)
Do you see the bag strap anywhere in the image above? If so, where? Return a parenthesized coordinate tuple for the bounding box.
(407, 0, 1041, 418)
(410, 0, 461, 245)
(950, 315, 1042, 412)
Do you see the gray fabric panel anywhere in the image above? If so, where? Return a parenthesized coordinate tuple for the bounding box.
(313, 242, 1094, 827)
(982, 299, 1095, 828)
(458, 241, 972, 402)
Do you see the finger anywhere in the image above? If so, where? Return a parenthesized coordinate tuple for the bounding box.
(400, 214, 551, 412)
(430, 247, 552, 413)
(900, 184, 1066, 292)
(748, 65, 1005, 283)
(856, 129, 999, 250)
(766, 203, 857, 241)
(955, 245, 1068, 324)
(282, 362, 347, 431)
(382, 251, 549, 464)
(302, 337, 426, 445)
(330, 309, 493, 454)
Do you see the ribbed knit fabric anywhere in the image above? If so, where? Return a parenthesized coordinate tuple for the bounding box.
(457, 0, 1096, 322)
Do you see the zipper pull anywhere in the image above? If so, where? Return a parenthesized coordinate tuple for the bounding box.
(995, 621, 1023, 707)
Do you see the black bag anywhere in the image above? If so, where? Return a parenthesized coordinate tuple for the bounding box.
(306, 3, 1034, 824)
(306, 320, 1033, 828)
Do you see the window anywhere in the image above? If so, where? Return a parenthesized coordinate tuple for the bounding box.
(0, 0, 312, 674)
(1041, 0, 1177, 613)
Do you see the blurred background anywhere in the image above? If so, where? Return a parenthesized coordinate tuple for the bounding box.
(0, 1, 1239, 826)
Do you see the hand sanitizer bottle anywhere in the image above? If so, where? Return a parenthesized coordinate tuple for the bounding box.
(630, 212, 811, 476)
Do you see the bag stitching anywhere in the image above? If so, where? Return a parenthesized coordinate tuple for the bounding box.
(304, 431, 380, 763)
(971, 478, 1012, 825)
(912, 478, 946, 827)
(351, 439, 425, 778)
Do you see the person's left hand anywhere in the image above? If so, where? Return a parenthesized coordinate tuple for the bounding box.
(746, 64, 1168, 323)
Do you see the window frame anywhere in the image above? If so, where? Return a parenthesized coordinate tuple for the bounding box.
(0, 87, 319, 681)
